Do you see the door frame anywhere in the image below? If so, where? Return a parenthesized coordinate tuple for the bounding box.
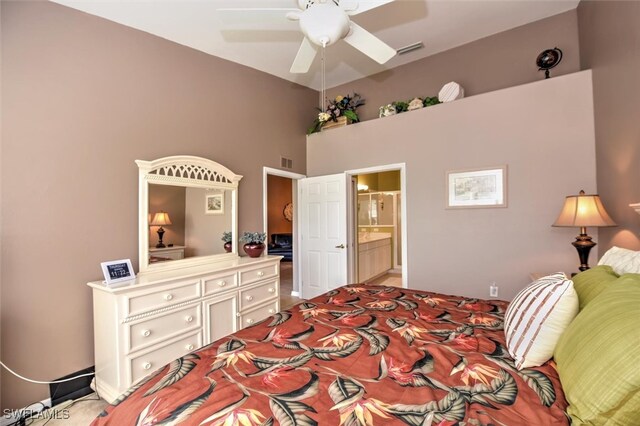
(345, 163, 408, 289)
(262, 167, 306, 297)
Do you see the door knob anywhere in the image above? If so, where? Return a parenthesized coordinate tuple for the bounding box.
(335, 244, 346, 249)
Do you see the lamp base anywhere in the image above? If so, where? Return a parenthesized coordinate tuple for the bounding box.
(156, 227, 166, 249)
(572, 233, 596, 272)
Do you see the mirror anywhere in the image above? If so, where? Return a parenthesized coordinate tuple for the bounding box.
(137, 156, 242, 274)
(358, 192, 394, 226)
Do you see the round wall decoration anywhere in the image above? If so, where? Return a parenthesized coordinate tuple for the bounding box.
(283, 203, 293, 222)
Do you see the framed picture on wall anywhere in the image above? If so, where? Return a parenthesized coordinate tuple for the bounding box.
(100, 259, 135, 285)
(446, 165, 507, 208)
(205, 193, 224, 215)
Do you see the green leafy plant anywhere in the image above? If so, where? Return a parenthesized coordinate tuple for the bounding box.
(308, 93, 365, 134)
(423, 96, 440, 107)
(379, 95, 441, 118)
(221, 231, 232, 243)
(239, 232, 266, 244)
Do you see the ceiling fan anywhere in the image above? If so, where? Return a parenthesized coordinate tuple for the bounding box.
(218, 0, 397, 73)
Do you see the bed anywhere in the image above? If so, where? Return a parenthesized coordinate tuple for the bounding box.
(92, 284, 569, 425)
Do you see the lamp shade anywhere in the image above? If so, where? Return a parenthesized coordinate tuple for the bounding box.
(150, 211, 172, 226)
(553, 190, 616, 228)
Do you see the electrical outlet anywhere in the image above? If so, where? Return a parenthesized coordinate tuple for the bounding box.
(489, 282, 499, 298)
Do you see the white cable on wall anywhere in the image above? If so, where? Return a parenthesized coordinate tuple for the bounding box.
(0, 361, 94, 385)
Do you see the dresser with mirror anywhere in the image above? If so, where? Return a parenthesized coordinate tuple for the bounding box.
(88, 155, 282, 403)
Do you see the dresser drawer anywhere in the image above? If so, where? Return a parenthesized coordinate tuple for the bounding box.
(239, 263, 279, 286)
(127, 280, 200, 317)
(203, 272, 238, 296)
(128, 331, 202, 384)
(128, 305, 200, 354)
(238, 301, 278, 329)
(239, 280, 278, 311)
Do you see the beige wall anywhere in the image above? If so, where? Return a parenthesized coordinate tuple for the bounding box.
(577, 1, 640, 252)
(329, 10, 580, 122)
(0, 1, 316, 409)
(0, 0, 3, 408)
(308, 71, 597, 300)
(184, 188, 231, 257)
(267, 175, 293, 239)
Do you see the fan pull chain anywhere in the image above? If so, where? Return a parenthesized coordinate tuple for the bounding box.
(320, 44, 327, 111)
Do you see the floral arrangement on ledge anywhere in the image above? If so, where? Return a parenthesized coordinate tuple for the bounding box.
(379, 96, 440, 118)
(308, 93, 365, 134)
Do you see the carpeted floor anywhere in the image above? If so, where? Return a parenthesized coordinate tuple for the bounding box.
(29, 394, 107, 425)
(279, 262, 303, 309)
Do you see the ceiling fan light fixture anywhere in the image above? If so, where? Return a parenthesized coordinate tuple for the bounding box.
(299, 1, 350, 47)
(396, 41, 424, 55)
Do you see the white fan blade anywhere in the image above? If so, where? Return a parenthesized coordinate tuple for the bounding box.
(217, 9, 299, 30)
(340, 0, 395, 15)
(344, 22, 396, 64)
(290, 37, 318, 73)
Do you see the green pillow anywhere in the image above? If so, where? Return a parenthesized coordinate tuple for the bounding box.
(554, 274, 640, 425)
(571, 265, 619, 310)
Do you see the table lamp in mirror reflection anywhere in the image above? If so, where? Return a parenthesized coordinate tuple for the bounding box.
(150, 211, 172, 248)
(552, 190, 616, 272)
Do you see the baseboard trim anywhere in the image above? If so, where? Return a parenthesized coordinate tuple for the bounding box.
(290, 291, 300, 297)
(1, 398, 51, 426)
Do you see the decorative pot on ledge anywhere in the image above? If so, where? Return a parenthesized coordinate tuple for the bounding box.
(224, 242, 232, 253)
(243, 243, 265, 258)
(321, 116, 351, 131)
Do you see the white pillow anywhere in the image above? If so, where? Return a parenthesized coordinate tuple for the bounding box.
(598, 246, 640, 275)
(504, 273, 578, 369)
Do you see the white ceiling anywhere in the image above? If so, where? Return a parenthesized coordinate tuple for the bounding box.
(51, 0, 579, 90)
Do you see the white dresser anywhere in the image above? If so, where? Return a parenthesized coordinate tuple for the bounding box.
(88, 255, 281, 403)
(149, 245, 185, 261)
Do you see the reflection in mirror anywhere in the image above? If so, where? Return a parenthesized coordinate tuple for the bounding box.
(148, 184, 232, 264)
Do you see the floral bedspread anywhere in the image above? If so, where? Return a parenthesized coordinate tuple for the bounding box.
(93, 285, 569, 425)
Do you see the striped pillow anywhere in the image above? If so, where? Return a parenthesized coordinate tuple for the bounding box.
(504, 273, 579, 369)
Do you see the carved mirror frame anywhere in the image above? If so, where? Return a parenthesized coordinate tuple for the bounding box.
(137, 155, 242, 274)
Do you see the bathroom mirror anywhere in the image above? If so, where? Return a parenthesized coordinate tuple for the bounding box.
(137, 155, 242, 274)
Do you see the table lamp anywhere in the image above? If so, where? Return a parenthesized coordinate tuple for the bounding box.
(552, 190, 616, 271)
(150, 211, 172, 248)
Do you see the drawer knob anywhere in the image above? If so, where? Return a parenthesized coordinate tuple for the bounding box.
(268, 309, 275, 314)
(143, 362, 152, 370)
(218, 280, 226, 287)
(246, 319, 254, 324)
(185, 315, 194, 323)
(142, 329, 151, 337)
(186, 344, 194, 351)
(246, 295, 254, 301)
(268, 288, 275, 293)
(164, 293, 174, 301)
(257, 271, 265, 277)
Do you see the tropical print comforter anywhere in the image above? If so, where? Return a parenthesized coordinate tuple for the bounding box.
(93, 285, 569, 425)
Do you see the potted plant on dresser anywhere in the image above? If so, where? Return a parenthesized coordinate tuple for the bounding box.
(240, 232, 267, 258)
(221, 231, 233, 253)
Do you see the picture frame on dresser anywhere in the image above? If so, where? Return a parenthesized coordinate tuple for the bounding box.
(100, 259, 135, 285)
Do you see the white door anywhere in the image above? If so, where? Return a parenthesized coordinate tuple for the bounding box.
(299, 174, 348, 299)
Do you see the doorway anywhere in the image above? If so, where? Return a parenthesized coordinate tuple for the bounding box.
(347, 164, 407, 288)
(263, 167, 305, 309)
